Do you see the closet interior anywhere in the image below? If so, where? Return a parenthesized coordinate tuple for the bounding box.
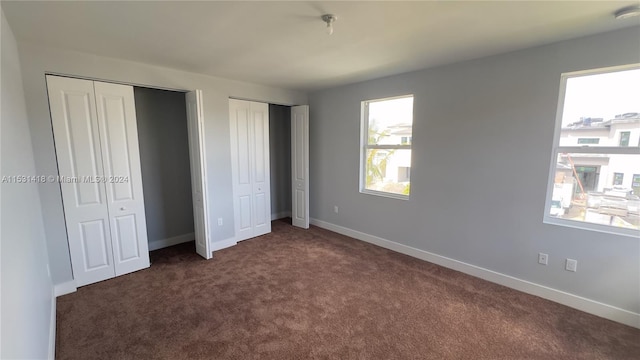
(134, 87, 195, 252)
(269, 104, 293, 221)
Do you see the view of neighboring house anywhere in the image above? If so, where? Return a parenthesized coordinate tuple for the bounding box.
(373, 123, 412, 187)
(552, 113, 639, 228)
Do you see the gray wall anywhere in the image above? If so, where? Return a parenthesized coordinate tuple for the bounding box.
(1, 9, 53, 358)
(17, 42, 307, 285)
(134, 87, 194, 244)
(269, 104, 292, 217)
(308, 27, 640, 314)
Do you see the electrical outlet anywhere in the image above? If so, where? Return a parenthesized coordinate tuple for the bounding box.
(565, 258, 577, 272)
(217, 218, 223, 226)
(538, 253, 548, 265)
(334, 206, 339, 214)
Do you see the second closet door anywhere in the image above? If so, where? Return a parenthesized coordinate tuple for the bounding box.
(229, 99, 271, 242)
(94, 82, 149, 276)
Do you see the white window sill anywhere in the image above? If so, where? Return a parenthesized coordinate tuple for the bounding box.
(360, 189, 409, 201)
(543, 215, 640, 238)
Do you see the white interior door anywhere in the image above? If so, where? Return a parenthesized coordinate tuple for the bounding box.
(229, 99, 271, 242)
(94, 82, 150, 276)
(186, 90, 211, 259)
(291, 106, 310, 229)
(47, 75, 115, 286)
(251, 102, 271, 237)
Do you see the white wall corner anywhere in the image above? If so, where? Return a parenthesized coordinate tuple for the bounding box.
(271, 211, 292, 221)
(54, 280, 77, 297)
(309, 218, 640, 329)
(48, 286, 56, 360)
(147, 232, 195, 251)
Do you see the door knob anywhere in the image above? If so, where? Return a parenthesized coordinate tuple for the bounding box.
(120, 207, 126, 211)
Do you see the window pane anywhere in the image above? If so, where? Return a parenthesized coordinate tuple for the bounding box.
(558, 68, 640, 148)
(364, 149, 411, 195)
(577, 138, 599, 145)
(367, 97, 413, 145)
(613, 173, 624, 186)
(550, 152, 640, 230)
(619, 131, 630, 147)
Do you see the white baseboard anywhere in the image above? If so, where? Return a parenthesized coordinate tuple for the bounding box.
(54, 280, 77, 297)
(48, 286, 56, 359)
(271, 211, 291, 221)
(211, 237, 237, 252)
(148, 232, 195, 251)
(310, 218, 640, 329)
(211, 213, 289, 254)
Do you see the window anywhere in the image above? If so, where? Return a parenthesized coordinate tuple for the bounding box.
(632, 174, 640, 196)
(360, 95, 413, 199)
(619, 131, 631, 146)
(544, 65, 640, 238)
(577, 138, 599, 145)
(613, 173, 624, 186)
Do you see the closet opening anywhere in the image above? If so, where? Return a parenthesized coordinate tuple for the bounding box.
(269, 104, 292, 224)
(134, 87, 197, 256)
(229, 99, 309, 243)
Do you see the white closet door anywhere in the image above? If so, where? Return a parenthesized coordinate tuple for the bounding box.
(47, 75, 115, 286)
(185, 90, 211, 259)
(291, 105, 310, 229)
(94, 82, 150, 276)
(230, 99, 254, 241)
(229, 99, 271, 242)
(251, 101, 271, 237)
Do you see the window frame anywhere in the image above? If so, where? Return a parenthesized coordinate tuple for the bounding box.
(359, 94, 414, 200)
(619, 131, 631, 147)
(613, 172, 624, 186)
(543, 64, 640, 238)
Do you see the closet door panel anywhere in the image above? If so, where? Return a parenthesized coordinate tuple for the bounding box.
(291, 105, 310, 229)
(253, 111, 266, 183)
(236, 110, 252, 185)
(230, 99, 256, 241)
(99, 95, 135, 201)
(254, 192, 268, 228)
(251, 102, 271, 236)
(239, 195, 252, 231)
(185, 90, 211, 259)
(95, 85, 136, 202)
(78, 220, 111, 270)
(230, 99, 271, 241)
(63, 92, 103, 206)
(94, 82, 150, 276)
(46, 75, 115, 286)
(112, 214, 140, 261)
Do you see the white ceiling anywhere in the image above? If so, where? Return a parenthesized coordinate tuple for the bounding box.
(3, 1, 639, 91)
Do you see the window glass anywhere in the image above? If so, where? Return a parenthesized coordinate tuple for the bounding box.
(361, 96, 413, 198)
(546, 66, 640, 237)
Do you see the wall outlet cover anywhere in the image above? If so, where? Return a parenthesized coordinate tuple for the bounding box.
(538, 253, 548, 265)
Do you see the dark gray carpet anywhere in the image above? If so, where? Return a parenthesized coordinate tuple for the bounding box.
(56, 219, 640, 359)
